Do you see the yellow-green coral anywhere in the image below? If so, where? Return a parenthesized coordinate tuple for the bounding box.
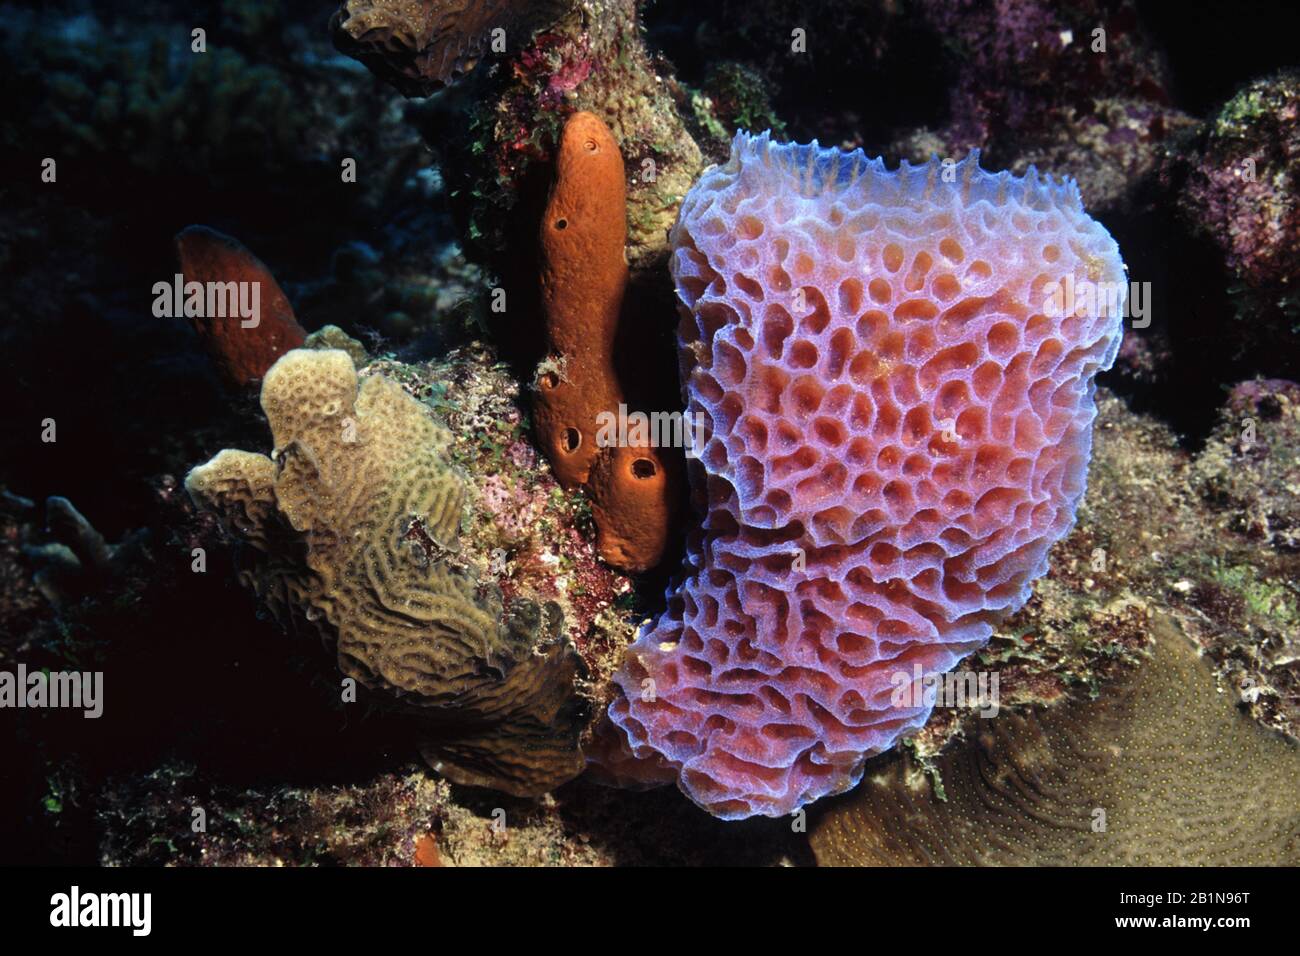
(186, 349, 588, 796)
(810, 615, 1300, 866)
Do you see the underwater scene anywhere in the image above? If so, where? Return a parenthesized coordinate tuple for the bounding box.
(1, 0, 1298, 891)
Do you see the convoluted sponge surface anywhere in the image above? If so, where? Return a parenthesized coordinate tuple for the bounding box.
(608, 133, 1126, 819)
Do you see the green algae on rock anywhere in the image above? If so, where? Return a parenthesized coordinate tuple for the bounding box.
(186, 348, 590, 797)
(809, 614, 1300, 866)
(682, 62, 786, 163)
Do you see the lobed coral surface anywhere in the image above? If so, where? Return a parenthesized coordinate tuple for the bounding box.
(607, 134, 1127, 818)
(186, 348, 589, 796)
(331, 0, 570, 95)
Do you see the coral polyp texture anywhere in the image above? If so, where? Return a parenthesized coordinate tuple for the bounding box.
(186, 349, 588, 797)
(331, 0, 569, 95)
(810, 617, 1300, 866)
(606, 133, 1127, 819)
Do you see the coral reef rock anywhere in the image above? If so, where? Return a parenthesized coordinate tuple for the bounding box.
(535, 111, 678, 572)
(186, 348, 589, 797)
(331, 0, 570, 96)
(1172, 70, 1300, 289)
(810, 616, 1300, 866)
(1194, 378, 1300, 555)
(420, 0, 704, 271)
(21, 496, 150, 607)
(605, 135, 1126, 819)
(887, 0, 1191, 214)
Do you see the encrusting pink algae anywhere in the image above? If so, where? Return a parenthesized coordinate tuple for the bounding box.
(604, 133, 1127, 819)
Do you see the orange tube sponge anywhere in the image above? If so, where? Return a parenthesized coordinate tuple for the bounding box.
(536, 112, 626, 487)
(176, 225, 307, 389)
(535, 111, 677, 573)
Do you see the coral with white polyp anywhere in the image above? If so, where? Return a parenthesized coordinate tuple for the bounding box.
(606, 133, 1126, 819)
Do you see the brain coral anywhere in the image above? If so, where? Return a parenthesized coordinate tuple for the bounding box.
(186, 348, 588, 796)
(606, 133, 1126, 819)
(811, 616, 1300, 866)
